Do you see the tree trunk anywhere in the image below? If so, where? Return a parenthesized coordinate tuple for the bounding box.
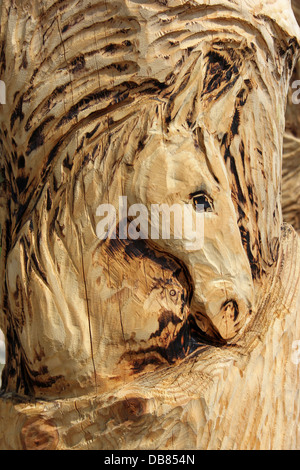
(0, 0, 300, 450)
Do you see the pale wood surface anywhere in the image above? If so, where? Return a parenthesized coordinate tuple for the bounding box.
(0, 0, 300, 450)
(0, 224, 299, 450)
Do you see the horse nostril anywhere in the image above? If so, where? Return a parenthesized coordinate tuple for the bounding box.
(221, 299, 239, 322)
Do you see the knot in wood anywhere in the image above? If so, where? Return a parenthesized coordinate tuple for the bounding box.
(119, 397, 147, 422)
(21, 417, 59, 450)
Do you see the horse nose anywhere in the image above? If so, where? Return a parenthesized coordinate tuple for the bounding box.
(189, 277, 253, 342)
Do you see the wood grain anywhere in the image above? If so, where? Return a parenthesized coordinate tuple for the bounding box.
(0, 0, 299, 450)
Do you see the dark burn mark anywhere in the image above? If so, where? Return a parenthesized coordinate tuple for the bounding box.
(288, 37, 298, 54)
(111, 62, 130, 73)
(224, 145, 246, 205)
(0, 40, 6, 74)
(169, 39, 180, 48)
(100, 41, 133, 56)
(186, 115, 193, 128)
(79, 153, 92, 171)
(86, 123, 100, 139)
(238, 204, 246, 222)
(1, 323, 35, 397)
(21, 52, 28, 70)
(70, 55, 85, 73)
(277, 39, 296, 70)
(230, 89, 249, 138)
(63, 154, 73, 170)
(222, 135, 262, 279)
(49, 207, 59, 236)
(122, 313, 223, 374)
(10, 95, 24, 131)
(113, 90, 129, 105)
(61, 13, 84, 34)
(57, 80, 165, 129)
(189, 315, 226, 347)
(13, 91, 19, 103)
(103, 43, 122, 54)
(26, 116, 55, 156)
(105, 235, 193, 304)
(16, 176, 29, 194)
(138, 134, 148, 152)
(206, 53, 231, 92)
(55, 88, 115, 128)
(36, 229, 42, 254)
(287, 38, 299, 70)
(239, 225, 261, 279)
(236, 88, 248, 106)
(76, 137, 84, 153)
(29, 68, 39, 86)
(221, 300, 239, 322)
(11, 190, 18, 204)
(31, 253, 48, 286)
(11, 151, 18, 164)
(92, 144, 99, 158)
(46, 188, 52, 211)
(47, 139, 63, 166)
(244, 79, 253, 92)
(165, 74, 190, 125)
(231, 108, 240, 136)
(150, 311, 183, 340)
(215, 75, 239, 101)
(24, 83, 69, 133)
(18, 155, 25, 169)
(247, 184, 255, 207)
(202, 51, 240, 100)
(131, 323, 191, 370)
(52, 174, 58, 193)
(28, 368, 64, 390)
(207, 50, 230, 68)
(15, 201, 30, 227)
(240, 141, 245, 168)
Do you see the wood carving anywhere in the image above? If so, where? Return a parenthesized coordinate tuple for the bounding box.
(0, 0, 300, 450)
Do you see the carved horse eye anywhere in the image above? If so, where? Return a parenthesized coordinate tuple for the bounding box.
(192, 192, 213, 213)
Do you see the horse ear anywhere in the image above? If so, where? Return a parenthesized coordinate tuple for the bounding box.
(259, 0, 300, 41)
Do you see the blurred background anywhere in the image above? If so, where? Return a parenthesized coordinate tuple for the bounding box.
(282, 0, 300, 234)
(0, 330, 4, 372)
(0, 1, 300, 385)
